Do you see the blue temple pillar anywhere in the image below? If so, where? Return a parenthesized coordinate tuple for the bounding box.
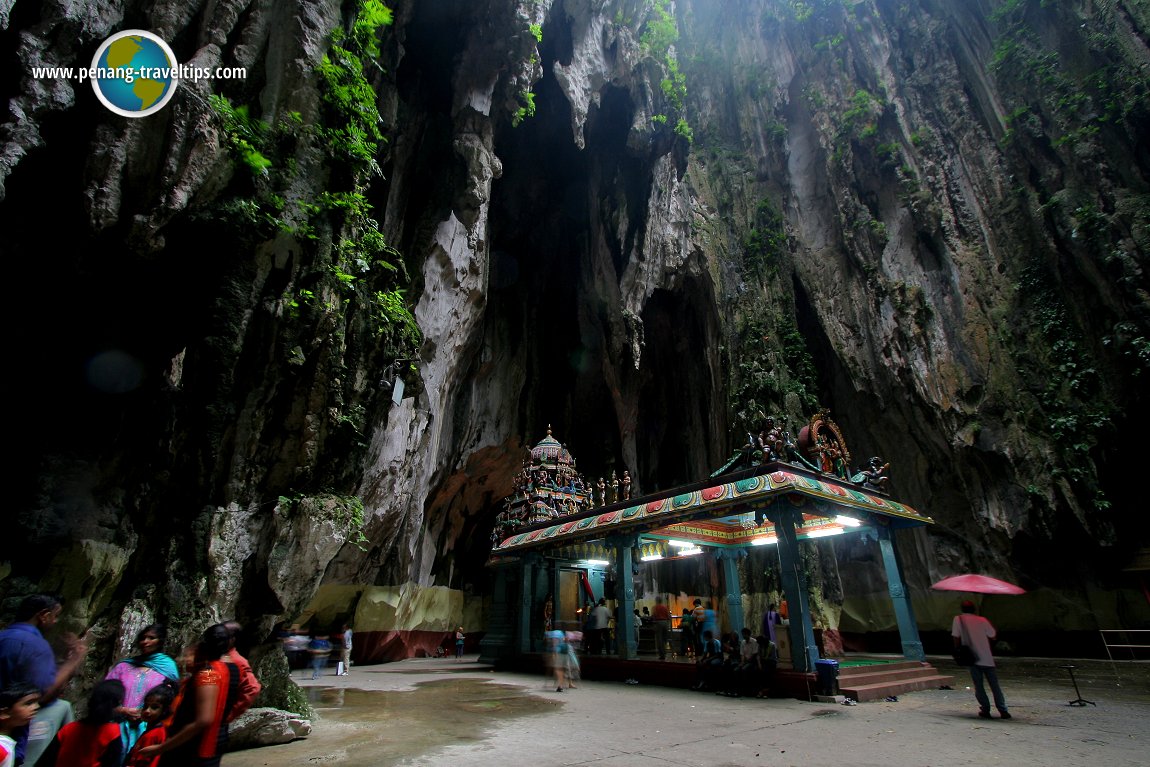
(610, 534, 639, 659)
(716, 548, 748, 635)
(769, 504, 819, 672)
(517, 554, 540, 654)
(478, 560, 514, 665)
(874, 523, 925, 661)
(550, 559, 562, 631)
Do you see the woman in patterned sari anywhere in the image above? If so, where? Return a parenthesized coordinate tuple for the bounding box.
(105, 624, 180, 758)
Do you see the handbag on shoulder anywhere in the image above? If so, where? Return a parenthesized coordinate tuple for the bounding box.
(953, 615, 977, 666)
(952, 644, 977, 666)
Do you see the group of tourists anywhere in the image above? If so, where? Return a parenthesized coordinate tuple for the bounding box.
(0, 594, 262, 766)
(692, 627, 777, 698)
(278, 624, 353, 679)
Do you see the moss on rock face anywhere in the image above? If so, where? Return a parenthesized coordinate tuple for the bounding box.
(254, 648, 313, 719)
(677, 0, 1150, 617)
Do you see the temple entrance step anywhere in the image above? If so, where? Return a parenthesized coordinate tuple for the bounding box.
(836, 661, 954, 702)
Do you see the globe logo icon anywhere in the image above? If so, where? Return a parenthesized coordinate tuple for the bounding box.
(90, 30, 178, 117)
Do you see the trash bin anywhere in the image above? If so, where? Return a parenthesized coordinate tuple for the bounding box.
(814, 659, 839, 696)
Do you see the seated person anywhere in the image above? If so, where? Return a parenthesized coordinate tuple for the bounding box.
(692, 630, 724, 691)
(726, 628, 760, 697)
(716, 632, 746, 696)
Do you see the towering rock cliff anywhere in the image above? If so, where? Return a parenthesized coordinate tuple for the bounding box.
(2, 0, 1147, 689)
(673, 0, 1150, 636)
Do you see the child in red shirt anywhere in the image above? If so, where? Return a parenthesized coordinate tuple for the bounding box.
(38, 680, 124, 767)
(124, 681, 177, 767)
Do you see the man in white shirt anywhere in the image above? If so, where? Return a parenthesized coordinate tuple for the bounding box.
(590, 600, 611, 655)
(340, 624, 353, 675)
(952, 600, 1011, 719)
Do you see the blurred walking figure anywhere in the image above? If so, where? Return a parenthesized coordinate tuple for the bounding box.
(283, 626, 309, 675)
(308, 632, 332, 680)
(952, 600, 1011, 720)
(545, 629, 567, 692)
(563, 632, 582, 687)
(455, 627, 466, 660)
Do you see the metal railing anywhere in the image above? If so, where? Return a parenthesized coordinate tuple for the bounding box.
(1100, 629, 1150, 683)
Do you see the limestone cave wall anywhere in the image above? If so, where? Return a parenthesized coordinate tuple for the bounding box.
(2, 0, 1148, 691)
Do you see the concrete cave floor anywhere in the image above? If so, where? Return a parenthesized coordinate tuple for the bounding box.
(227, 655, 1148, 767)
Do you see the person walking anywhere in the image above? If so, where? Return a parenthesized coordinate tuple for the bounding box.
(545, 629, 567, 692)
(308, 632, 332, 680)
(454, 627, 465, 660)
(952, 600, 1011, 719)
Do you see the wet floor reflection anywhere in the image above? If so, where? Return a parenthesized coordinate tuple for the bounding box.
(226, 678, 561, 766)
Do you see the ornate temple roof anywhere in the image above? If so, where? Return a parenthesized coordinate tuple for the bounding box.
(529, 426, 574, 469)
(489, 413, 927, 559)
(490, 464, 932, 557)
(493, 426, 594, 541)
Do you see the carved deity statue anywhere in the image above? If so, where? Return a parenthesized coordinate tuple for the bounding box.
(609, 470, 620, 504)
(813, 434, 835, 474)
(622, 470, 632, 501)
(596, 477, 606, 506)
(765, 417, 787, 460)
(856, 456, 890, 491)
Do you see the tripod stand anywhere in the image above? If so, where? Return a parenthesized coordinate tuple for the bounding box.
(1060, 664, 1096, 706)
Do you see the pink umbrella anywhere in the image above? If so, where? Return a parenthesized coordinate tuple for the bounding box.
(931, 574, 1026, 595)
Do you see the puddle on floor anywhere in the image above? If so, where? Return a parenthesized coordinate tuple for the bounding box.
(225, 678, 560, 766)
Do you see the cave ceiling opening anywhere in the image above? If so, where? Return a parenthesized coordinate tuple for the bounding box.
(489, 52, 638, 480)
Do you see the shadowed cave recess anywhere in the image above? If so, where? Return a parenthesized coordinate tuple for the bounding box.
(419, 3, 723, 587)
